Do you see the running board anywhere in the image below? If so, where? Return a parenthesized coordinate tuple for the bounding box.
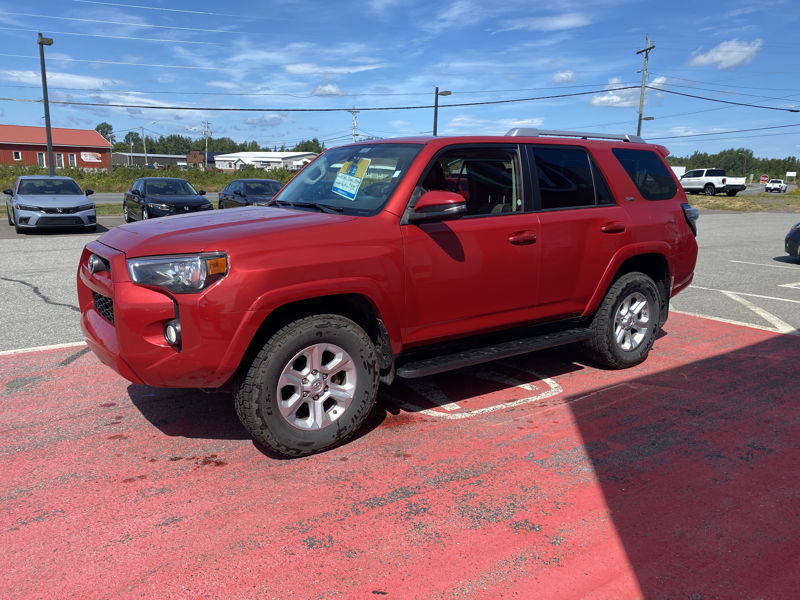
(396, 328, 592, 379)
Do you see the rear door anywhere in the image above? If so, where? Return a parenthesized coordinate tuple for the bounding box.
(527, 144, 632, 317)
(401, 144, 542, 344)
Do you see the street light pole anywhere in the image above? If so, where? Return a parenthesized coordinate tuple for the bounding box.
(433, 87, 452, 136)
(37, 32, 55, 176)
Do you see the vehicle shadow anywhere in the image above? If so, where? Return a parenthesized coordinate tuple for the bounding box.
(127, 383, 389, 459)
(773, 255, 799, 265)
(10, 224, 109, 236)
(563, 331, 800, 598)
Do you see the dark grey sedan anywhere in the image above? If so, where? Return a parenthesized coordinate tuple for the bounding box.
(4, 176, 96, 233)
(123, 177, 212, 221)
(218, 178, 283, 209)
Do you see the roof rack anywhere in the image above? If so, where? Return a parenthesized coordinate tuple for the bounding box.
(505, 128, 645, 144)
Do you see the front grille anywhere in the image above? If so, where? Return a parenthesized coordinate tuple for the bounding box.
(93, 292, 114, 324)
(40, 206, 82, 214)
(37, 217, 84, 226)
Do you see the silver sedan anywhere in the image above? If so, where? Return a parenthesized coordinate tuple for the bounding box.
(4, 175, 96, 233)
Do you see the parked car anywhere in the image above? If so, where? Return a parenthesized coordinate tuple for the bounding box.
(122, 177, 212, 222)
(766, 179, 787, 193)
(679, 168, 747, 196)
(785, 222, 800, 258)
(78, 129, 699, 457)
(4, 175, 95, 233)
(218, 178, 283, 209)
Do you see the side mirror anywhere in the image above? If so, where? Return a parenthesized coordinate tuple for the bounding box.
(85, 189, 94, 196)
(198, 190, 207, 196)
(408, 190, 466, 224)
(3, 189, 13, 196)
(233, 190, 243, 197)
(130, 189, 141, 196)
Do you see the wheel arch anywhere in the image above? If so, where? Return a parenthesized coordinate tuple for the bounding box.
(230, 293, 393, 388)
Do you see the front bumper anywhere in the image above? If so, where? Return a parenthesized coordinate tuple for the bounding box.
(785, 231, 800, 257)
(16, 207, 96, 228)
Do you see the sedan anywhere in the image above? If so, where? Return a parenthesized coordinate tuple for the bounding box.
(785, 222, 800, 258)
(4, 176, 95, 233)
(123, 177, 212, 221)
(218, 178, 283, 209)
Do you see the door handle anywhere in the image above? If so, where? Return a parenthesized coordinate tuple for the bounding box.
(508, 230, 537, 245)
(600, 222, 626, 234)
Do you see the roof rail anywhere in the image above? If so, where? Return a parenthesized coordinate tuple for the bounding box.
(505, 128, 645, 144)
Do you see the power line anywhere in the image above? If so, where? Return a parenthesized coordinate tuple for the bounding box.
(649, 122, 800, 141)
(0, 53, 227, 71)
(4, 12, 239, 34)
(648, 86, 800, 113)
(0, 26, 226, 46)
(70, 0, 253, 17)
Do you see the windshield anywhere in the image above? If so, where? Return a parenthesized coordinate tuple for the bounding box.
(276, 143, 422, 215)
(144, 179, 198, 195)
(245, 181, 281, 196)
(17, 179, 82, 195)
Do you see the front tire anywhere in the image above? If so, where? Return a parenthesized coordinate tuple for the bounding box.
(235, 314, 379, 457)
(123, 203, 133, 222)
(586, 272, 661, 369)
(142, 206, 150, 220)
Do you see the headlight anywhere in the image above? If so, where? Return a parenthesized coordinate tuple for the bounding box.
(77, 203, 95, 211)
(147, 202, 171, 211)
(791, 223, 800, 232)
(15, 204, 39, 211)
(127, 253, 228, 294)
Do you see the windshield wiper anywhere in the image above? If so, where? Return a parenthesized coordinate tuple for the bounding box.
(283, 201, 344, 214)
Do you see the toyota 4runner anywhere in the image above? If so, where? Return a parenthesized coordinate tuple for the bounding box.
(78, 129, 699, 457)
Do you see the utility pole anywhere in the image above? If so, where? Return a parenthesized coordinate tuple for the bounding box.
(636, 34, 655, 137)
(37, 33, 55, 176)
(347, 109, 360, 143)
(203, 120, 211, 170)
(140, 126, 148, 167)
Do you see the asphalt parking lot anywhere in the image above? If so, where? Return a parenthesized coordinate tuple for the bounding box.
(2, 210, 799, 598)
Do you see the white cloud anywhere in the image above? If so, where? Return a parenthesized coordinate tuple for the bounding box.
(285, 63, 385, 75)
(313, 84, 343, 96)
(243, 114, 286, 128)
(368, 0, 403, 13)
(591, 76, 667, 108)
(689, 39, 763, 70)
(424, 0, 486, 33)
(499, 12, 591, 32)
(0, 70, 122, 89)
(206, 80, 239, 90)
(552, 71, 575, 83)
(446, 115, 544, 135)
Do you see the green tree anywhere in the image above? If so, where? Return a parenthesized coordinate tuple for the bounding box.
(95, 122, 115, 143)
(292, 138, 325, 153)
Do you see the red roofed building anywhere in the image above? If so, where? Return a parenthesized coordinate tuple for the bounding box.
(0, 124, 113, 170)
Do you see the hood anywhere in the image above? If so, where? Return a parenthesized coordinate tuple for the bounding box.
(145, 194, 208, 205)
(14, 194, 90, 207)
(97, 206, 357, 258)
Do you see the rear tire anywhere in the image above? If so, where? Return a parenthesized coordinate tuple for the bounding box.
(235, 314, 379, 457)
(726, 191, 738, 197)
(704, 184, 716, 196)
(585, 272, 661, 369)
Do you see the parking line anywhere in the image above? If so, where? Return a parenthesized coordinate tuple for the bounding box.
(720, 291, 796, 333)
(0, 341, 85, 356)
(728, 260, 799, 271)
(691, 285, 800, 304)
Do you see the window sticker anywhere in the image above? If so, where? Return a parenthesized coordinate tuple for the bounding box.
(332, 158, 371, 200)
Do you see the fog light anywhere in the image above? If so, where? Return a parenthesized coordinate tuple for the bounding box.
(164, 319, 181, 346)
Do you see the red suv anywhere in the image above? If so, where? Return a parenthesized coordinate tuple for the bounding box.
(77, 129, 698, 456)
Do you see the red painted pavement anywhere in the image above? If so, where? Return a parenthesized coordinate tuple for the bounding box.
(1, 313, 799, 599)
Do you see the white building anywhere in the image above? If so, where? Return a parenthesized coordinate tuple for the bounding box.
(214, 151, 317, 172)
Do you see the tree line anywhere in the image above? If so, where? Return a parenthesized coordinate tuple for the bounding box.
(94, 122, 325, 155)
(666, 147, 799, 180)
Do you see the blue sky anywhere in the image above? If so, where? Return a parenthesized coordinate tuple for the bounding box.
(0, 0, 798, 158)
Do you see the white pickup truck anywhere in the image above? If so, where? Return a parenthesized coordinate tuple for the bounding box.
(766, 179, 787, 193)
(679, 168, 747, 197)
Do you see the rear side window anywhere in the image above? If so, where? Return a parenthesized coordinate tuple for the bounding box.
(612, 148, 677, 201)
(531, 146, 612, 209)
(706, 169, 725, 177)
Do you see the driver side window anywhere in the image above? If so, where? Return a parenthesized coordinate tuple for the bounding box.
(421, 146, 523, 216)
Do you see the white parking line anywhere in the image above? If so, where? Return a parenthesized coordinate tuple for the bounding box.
(691, 285, 800, 304)
(728, 260, 799, 271)
(0, 341, 85, 356)
(720, 291, 796, 333)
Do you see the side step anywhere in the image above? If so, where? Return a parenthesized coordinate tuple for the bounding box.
(396, 328, 592, 379)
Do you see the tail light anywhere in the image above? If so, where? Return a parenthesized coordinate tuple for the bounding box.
(681, 203, 699, 236)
